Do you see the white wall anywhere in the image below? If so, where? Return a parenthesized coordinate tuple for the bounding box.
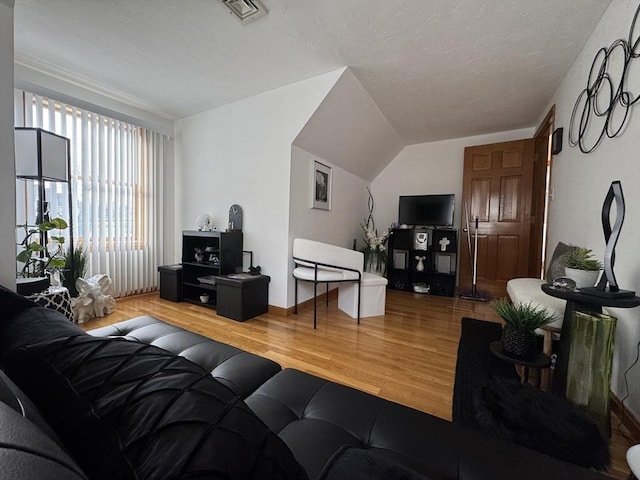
(544, 0, 640, 417)
(287, 145, 369, 305)
(176, 70, 343, 308)
(371, 128, 534, 232)
(0, 0, 16, 290)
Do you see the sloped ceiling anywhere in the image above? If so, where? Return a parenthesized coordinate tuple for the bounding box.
(13, 0, 612, 146)
(294, 68, 404, 181)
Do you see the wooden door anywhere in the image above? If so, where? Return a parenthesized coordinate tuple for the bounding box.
(529, 106, 556, 278)
(459, 139, 535, 298)
(529, 132, 550, 277)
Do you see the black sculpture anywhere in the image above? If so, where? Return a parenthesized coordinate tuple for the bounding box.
(582, 180, 635, 298)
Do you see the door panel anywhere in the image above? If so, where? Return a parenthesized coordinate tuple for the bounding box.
(496, 235, 520, 280)
(502, 150, 523, 168)
(460, 139, 535, 298)
(499, 176, 522, 222)
(471, 178, 491, 221)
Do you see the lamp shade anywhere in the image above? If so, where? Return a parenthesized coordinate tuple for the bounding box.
(15, 127, 69, 182)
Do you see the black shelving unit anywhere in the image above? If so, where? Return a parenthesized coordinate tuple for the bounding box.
(387, 227, 457, 297)
(181, 230, 243, 308)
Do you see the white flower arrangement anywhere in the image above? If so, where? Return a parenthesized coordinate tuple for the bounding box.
(360, 187, 392, 274)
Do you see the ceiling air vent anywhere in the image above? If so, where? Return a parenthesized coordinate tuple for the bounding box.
(220, 0, 268, 24)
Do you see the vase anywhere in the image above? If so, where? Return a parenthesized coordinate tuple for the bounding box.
(365, 251, 386, 276)
(502, 325, 537, 358)
(564, 267, 600, 289)
(566, 311, 617, 433)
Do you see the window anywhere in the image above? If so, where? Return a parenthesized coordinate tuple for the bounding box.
(17, 91, 166, 296)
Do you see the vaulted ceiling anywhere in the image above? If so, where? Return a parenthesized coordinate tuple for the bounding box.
(13, 0, 611, 145)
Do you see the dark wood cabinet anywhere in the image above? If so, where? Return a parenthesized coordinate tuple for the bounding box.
(181, 230, 243, 307)
(387, 227, 457, 297)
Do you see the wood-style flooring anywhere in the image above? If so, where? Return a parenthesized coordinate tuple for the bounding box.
(82, 289, 634, 479)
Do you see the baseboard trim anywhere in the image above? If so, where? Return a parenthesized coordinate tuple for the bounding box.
(267, 304, 288, 315)
(611, 394, 640, 443)
(282, 289, 338, 316)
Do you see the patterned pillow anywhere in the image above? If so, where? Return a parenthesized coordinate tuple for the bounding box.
(3, 335, 308, 480)
(545, 242, 579, 283)
(27, 287, 74, 322)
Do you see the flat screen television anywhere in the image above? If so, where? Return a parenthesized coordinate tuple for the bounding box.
(398, 194, 455, 227)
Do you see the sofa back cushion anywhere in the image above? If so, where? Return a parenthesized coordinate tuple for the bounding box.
(0, 285, 86, 353)
(3, 335, 308, 480)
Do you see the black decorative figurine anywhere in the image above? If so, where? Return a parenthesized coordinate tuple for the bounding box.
(582, 180, 635, 298)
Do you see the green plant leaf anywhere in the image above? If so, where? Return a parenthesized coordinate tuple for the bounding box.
(50, 218, 68, 229)
(16, 251, 33, 263)
(491, 297, 554, 331)
(29, 242, 44, 252)
(49, 258, 66, 268)
(51, 236, 66, 244)
(38, 221, 55, 231)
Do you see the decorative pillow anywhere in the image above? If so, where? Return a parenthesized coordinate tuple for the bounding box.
(545, 242, 579, 282)
(27, 287, 74, 322)
(473, 379, 610, 470)
(3, 335, 308, 480)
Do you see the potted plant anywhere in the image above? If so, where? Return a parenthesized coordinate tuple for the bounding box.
(565, 247, 602, 288)
(491, 298, 554, 358)
(62, 243, 88, 297)
(16, 217, 68, 280)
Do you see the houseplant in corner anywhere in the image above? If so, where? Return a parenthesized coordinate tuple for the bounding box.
(491, 298, 554, 358)
(62, 243, 88, 297)
(565, 247, 602, 289)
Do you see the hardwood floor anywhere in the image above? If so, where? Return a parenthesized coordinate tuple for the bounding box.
(82, 289, 634, 479)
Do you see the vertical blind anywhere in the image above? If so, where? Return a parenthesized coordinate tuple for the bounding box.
(16, 91, 165, 297)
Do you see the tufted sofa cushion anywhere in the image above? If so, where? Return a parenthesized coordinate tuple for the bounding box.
(0, 369, 88, 479)
(0, 401, 88, 480)
(246, 369, 609, 480)
(3, 335, 308, 480)
(89, 315, 281, 397)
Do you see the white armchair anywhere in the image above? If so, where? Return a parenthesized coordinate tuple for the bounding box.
(293, 238, 363, 329)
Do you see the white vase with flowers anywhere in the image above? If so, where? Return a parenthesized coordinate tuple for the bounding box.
(360, 187, 392, 276)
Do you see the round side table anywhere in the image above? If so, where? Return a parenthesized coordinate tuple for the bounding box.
(489, 341, 551, 388)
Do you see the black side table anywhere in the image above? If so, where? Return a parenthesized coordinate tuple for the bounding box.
(489, 341, 551, 388)
(541, 284, 640, 396)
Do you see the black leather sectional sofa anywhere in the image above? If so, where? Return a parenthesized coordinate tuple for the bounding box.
(0, 285, 611, 480)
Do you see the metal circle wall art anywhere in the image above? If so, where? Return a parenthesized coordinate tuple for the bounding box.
(569, 3, 640, 153)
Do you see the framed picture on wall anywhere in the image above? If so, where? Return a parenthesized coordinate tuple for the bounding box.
(311, 160, 332, 210)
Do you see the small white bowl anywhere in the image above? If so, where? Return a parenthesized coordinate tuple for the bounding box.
(199, 294, 209, 304)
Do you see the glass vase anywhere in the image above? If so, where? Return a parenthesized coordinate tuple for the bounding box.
(364, 250, 386, 276)
(566, 311, 617, 433)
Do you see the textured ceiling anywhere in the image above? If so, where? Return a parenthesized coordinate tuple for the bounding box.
(13, 0, 612, 144)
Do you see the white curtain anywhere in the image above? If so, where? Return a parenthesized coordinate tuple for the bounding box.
(16, 91, 166, 297)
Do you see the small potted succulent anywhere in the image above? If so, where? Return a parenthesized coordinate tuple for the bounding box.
(491, 298, 554, 358)
(565, 247, 602, 289)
